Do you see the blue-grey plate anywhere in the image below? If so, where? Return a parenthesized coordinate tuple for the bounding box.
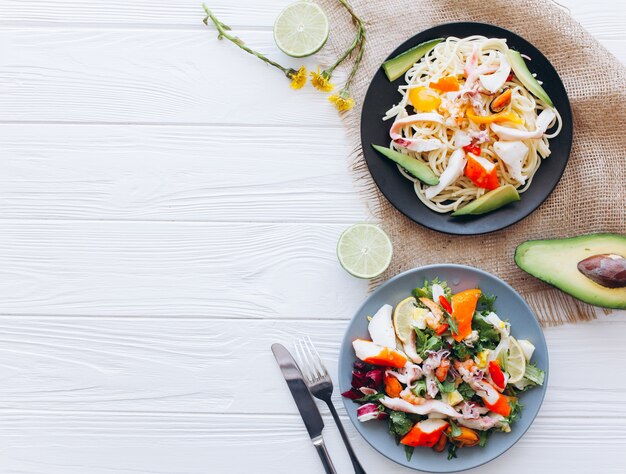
(339, 264, 549, 472)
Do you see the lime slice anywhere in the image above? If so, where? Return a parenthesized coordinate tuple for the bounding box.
(337, 224, 393, 279)
(504, 337, 526, 384)
(393, 297, 418, 343)
(273, 1, 329, 58)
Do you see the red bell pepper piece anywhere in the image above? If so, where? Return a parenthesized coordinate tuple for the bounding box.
(435, 323, 449, 335)
(438, 295, 453, 314)
(489, 360, 506, 390)
(463, 144, 481, 156)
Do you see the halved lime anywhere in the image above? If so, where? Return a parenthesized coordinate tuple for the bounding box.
(504, 337, 526, 384)
(337, 224, 393, 279)
(393, 297, 418, 343)
(273, 1, 330, 58)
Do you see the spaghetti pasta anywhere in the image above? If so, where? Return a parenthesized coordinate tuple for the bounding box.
(384, 36, 562, 213)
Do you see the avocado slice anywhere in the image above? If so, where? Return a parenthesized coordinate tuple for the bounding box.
(382, 38, 443, 82)
(506, 50, 553, 107)
(451, 184, 520, 216)
(371, 144, 439, 185)
(515, 234, 626, 309)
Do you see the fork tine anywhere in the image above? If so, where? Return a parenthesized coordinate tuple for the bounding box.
(307, 336, 328, 376)
(303, 337, 323, 380)
(294, 339, 309, 381)
(300, 338, 318, 381)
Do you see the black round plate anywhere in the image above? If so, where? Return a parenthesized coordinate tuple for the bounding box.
(361, 22, 573, 235)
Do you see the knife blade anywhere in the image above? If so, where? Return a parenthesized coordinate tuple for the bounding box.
(271, 343, 337, 474)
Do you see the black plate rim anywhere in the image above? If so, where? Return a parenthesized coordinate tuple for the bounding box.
(360, 21, 573, 236)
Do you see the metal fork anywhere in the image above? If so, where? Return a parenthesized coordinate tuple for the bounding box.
(296, 337, 366, 474)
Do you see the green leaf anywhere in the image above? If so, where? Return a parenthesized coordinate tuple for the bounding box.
(451, 342, 472, 360)
(504, 398, 524, 425)
(457, 382, 476, 400)
(447, 420, 462, 438)
(412, 278, 451, 301)
(477, 292, 497, 313)
(355, 392, 385, 403)
(405, 445, 414, 462)
(411, 379, 427, 398)
(420, 335, 443, 358)
(444, 311, 458, 335)
(447, 443, 458, 460)
(524, 364, 545, 386)
(479, 430, 490, 447)
(388, 410, 414, 437)
(472, 313, 500, 349)
(414, 327, 428, 353)
(437, 379, 456, 394)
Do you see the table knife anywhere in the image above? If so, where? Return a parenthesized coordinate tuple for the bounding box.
(271, 343, 337, 474)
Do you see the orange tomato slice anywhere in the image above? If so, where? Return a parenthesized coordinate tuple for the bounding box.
(429, 75, 460, 92)
(408, 86, 441, 112)
(451, 289, 481, 342)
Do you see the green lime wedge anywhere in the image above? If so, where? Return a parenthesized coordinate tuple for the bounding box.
(337, 224, 393, 279)
(273, 1, 329, 58)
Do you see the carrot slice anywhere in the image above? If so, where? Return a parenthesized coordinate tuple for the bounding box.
(451, 289, 481, 342)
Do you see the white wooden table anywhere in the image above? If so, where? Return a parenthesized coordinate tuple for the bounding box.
(0, 1, 625, 473)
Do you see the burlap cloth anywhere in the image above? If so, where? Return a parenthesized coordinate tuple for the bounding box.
(318, 0, 626, 325)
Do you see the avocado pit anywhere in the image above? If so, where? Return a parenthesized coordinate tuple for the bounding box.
(577, 254, 626, 289)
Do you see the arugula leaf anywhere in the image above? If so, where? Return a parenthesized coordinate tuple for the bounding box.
(405, 445, 414, 462)
(411, 379, 427, 397)
(472, 313, 500, 349)
(477, 292, 497, 313)
(447, 443, 458, 460)
(437, 379, 456, 394)
(421, 335, 443, 357)
(457, 382, 476, 400)
(444, 310, 458, 335)
(451, 342, 472, 360)
(388, 410, 414, 437)
(355, 392, 385, 403)
(447, 420, 462, 438)
(504, 398, 524, 425)
(414, 327, 428, 354)
(479, 430, 490, 447)
(412, 277, 451, 300)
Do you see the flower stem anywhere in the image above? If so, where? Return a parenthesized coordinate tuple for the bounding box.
(202, 4, 291, 77)
(341, 29, 365, 94)
(326, 0, 366, 75)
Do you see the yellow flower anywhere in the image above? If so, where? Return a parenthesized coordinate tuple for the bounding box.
(329, 93, 355, 112)
(288, 66, 307, 90)
(310, 68, 334, 92)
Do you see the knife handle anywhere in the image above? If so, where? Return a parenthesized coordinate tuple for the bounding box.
(312, 435, 337, 474)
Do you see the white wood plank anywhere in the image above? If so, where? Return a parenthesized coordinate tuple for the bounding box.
(0, 29, 343, 125)
(0, 316, 624, 415)
(0, 221, 368, 317)
(0, 0, 288, 28)
(0, 412, 623, 474)
(0, 124, 364, 222)
(2, 28, 622, 127)
(1, 0, 624, 45)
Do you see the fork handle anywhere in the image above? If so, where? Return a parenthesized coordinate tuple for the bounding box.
(312, 435, 337, 474)
(326, 400, 367, 474)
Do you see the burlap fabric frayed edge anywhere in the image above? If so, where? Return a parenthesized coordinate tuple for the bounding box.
(318, 0, 626, 326)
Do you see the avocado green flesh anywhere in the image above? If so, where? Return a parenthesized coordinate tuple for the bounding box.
(371, 144, 439, 185)
(451, 185, 520, 216)
(506, 50, 553, 107)
(515, 234, 626, 309)
(382, 38, 443, 81)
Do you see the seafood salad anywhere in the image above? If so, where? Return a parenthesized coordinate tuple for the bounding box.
(342, 278, 545, 460)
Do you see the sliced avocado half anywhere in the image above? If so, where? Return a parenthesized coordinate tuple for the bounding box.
(515, 234, 626, 309)
(506, 50, 553, 107)
(371, 144, 439, 185)
(451, 184, 520, 216)
(382, 38, 443, 82)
